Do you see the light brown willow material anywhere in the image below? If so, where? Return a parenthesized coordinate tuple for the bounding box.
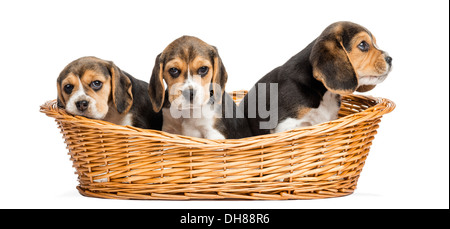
(40, 91, 395, 200)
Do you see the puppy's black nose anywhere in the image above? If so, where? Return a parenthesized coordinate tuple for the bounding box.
(385, 56, 393, 66)
(182, 89, 196, 102)
(75, 100, 89, 112)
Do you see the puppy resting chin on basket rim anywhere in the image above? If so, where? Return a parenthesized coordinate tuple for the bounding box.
(56, 56, 162, 130)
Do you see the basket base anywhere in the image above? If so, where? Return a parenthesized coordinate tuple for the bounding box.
(76, 184, 356, 200)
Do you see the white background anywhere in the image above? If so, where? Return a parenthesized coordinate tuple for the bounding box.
(0, 0, 448, 209)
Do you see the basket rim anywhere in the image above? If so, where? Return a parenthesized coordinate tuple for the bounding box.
(39, 93, 395, 147)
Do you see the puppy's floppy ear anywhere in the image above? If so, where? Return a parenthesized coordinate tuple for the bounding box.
(148, 53, 165, 112)
(56, 79, 66, 109)
(108, 61, 133, 114)
(210, 46, 228, 104)
(310, 34, 358, 94)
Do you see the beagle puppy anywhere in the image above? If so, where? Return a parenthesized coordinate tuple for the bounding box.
(148, 36, 252, 139)
(240, 21, 393, 136)
(57, 56, 162, 130)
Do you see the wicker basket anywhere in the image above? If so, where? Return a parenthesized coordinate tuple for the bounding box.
(40, 91, 395, 200)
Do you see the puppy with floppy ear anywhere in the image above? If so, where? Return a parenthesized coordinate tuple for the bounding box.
(148, 36, 252, 139)
(57, 56, 162, 130)
(240, 21, 393, 136)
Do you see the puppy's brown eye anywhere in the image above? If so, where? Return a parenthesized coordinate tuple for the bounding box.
(64, 84, 74, 94)
(90, 80, 103, 90)
(169, 67, 180, 78)
(358, 41, 370, 52)
(198, 66, 209, 76)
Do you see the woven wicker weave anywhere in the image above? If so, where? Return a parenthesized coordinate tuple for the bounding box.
(40, 91, 395, 200)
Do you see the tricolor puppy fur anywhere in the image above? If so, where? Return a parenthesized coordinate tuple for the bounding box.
(240, 21, 393, 136)
(57, 56, 162, 130)
(148, 36, 252, 139)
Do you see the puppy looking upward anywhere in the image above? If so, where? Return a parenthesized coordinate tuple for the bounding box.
(148, 36, 252, 139)
(57, 56, 162, 130)
(240, 21, 393, 136)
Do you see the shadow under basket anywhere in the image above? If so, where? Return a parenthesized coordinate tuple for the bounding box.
(40, 91, 395, 200)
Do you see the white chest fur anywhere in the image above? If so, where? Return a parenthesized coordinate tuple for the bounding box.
(272, 91, 341, 133)
(162, 106, 226, 140)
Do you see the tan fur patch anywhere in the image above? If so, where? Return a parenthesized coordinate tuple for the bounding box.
(347, 32, 389, 78)
(191, 56, 214, 104)
(164, 57, 188, 103)
(80, 69, 111, 116)
(60, 73, 79, 104)
(297, 107, 312, 119)
(333, 23, 344, 35)
(356, 84, 376, 92)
